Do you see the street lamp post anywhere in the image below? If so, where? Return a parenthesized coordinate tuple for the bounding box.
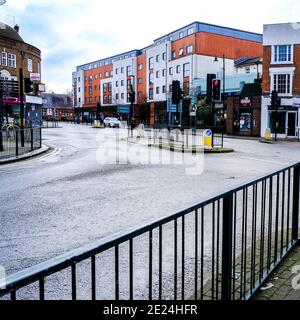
(214, 55, 226, 132)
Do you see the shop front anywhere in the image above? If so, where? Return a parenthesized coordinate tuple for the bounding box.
(261, 96, 300, 139)
(227, 95, 261, 137)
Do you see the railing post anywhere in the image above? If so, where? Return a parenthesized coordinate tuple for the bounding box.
(40, 127, 42, 149)
(222, 192, 234, 301)
(292, 164, 300, 242)
(15, 130, 19, 157)
(31, 128, 34, 151)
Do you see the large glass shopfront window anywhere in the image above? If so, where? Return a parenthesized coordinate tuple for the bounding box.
(269, 111, 286, 134)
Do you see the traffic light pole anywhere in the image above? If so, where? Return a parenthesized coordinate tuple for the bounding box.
(19, 68, 25, 147)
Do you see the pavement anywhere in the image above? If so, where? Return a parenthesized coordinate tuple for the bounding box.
(1, 123, 300, 299)
(254, 245, 300, 300)
(0, 145, 50, 165)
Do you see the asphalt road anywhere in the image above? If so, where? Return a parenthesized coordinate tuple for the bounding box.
(1, 124, 300, 299)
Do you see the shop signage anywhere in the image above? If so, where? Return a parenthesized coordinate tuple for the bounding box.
(240, 97, 252, 107)
(30, 73, 41, 81)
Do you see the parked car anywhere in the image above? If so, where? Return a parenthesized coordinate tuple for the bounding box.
(103, 117, 121, 128)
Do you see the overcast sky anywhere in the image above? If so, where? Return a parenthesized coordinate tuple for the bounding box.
(0, 0, 299, 93)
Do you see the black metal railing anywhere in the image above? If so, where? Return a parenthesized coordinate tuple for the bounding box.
(0, 163, 299, 300)
(0, 127, 42, 160)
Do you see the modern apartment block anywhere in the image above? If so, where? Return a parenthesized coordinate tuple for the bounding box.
(72, 21, 263, 125)
(261, 23, 300, 138)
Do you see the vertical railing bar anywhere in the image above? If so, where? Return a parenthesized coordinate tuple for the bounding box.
(287, 169, 291, 247)
(91, 255, 96, 301)
(182, 215, 185, 301)
(260, 180, 266, 281)
(149, 230, 153, 301)
(240, 189, 245, 300)
(39, 278, 45, 301)
(243, 188, 248, 298)
(221, 193, 233, 301)
(71, 262, 76, 301)
(216, 200, 220, 299)
(281, 172, 286, 257)
(232, 193, 237, 300)
(159, 225, 163, 300)
(267, 177, 273, 272)
(174, 219, 178, 300)
(10, 291, 16, 301)
(129, 238, 134, 301)
(201, 207, 204, 300)
(274, 174, 280, 263)
(292, 165, 300, 242)
(195, 209, 198, 301)
(253, 184, 258, 290)
(250, 184, 256, 292)
(115, 245, 119, 301)
(212, 202, 215, 300)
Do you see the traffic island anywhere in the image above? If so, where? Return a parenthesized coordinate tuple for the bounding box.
(147, 143, 234, 154)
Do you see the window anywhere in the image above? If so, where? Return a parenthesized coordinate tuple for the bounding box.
(156, 54, 160, 62)
(156, 87, 160, 94)
(162, 52, 167, 61)
(273, 74, 291, 94)
(103, 83, 108, 93)
(121, 80, 125, 86)
(94, 74, 98, 79)
(149, 57, 154, 69)
(78, 77, 81, 82)
(121, 93, 125, 99)
(138, 78, 143, 84)
(115, 68, 119, 75)
(149, 73, 154, 84)
(162, 69, 166, 77)
(169, 67, 173, 75)
(176, 65, 181, 74)
(116, 93, 119, 100)
(105, 71, 109, 77)
(110, 70, 113, 76)
(186, 45, 193, 54)
(274, 45, 292, 63)
(1, 52, 7, 66)
(187, 27, 194, 35)
(156, 71, 160, 78)
(149, 88, 154, 100)
(138, 91, 142, 98)
(179, 48, 184, 56)
(179, 31, 184, 39)
(172, 51, 176, 59)
(28, 59, 33, 72)
(99, 73, 102, 78)
(8, 53, 16, 68)
(127, 65, 132, 76)
(138, 64, 143, 70)
(183, 63, 190, 77)
(245, 67, 251, 74)
(121, 67, 124, 74)
(162, 85, 166, 93)
(116, 81, 119, 87)
(78, 87, 81, 93)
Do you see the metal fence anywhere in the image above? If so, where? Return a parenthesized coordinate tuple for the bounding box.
(0, 163, 299, 300)
(0, 127, 42, 160)
(145, 128, 223, 149)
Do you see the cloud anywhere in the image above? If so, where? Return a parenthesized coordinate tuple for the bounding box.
(0, 0, 299, 93)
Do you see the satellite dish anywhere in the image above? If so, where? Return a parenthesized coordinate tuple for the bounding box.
(0, 0, 6, 5)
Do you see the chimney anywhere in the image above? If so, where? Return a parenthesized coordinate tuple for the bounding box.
(14, 24, 19, 33)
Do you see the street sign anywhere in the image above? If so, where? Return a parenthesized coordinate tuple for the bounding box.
(38, 83, 46, 92)
(190, 104, 197, 117)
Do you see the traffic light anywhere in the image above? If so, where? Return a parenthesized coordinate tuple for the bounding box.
(172, 80, 183, 105)
(24, 78, 34, 94)
(212, 79, 221, 102)
(271, 90, 281, 108)
(206, 73, 216, 104)
(129, 91, 136, 103)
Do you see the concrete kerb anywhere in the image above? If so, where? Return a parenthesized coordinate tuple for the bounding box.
(0, 144, 51, 165)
